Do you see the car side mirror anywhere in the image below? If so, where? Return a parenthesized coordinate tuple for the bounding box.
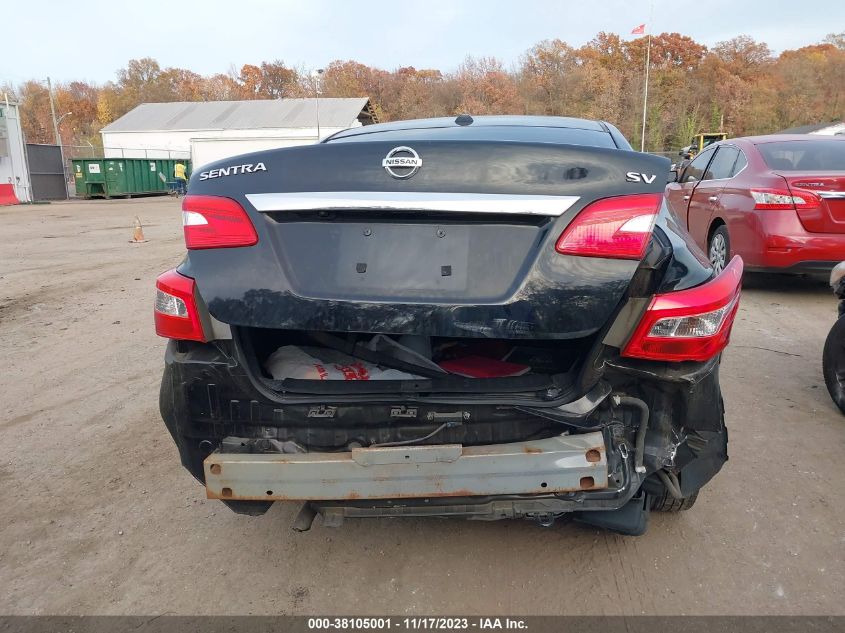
(668, 169, 679, 183)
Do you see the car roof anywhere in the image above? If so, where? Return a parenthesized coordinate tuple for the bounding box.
(724, 134, 845, 146)
(327, 115, 610, 141)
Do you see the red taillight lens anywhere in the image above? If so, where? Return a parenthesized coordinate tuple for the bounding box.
(182, 195, 258, 249)
(555, 193, 662, 260)
(154, 269, 206, 341)
(751, 188, 821, 210)
(622, 255, 743, 362)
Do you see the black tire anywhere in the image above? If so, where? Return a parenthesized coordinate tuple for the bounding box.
(651, 489, 698, 513)
(823, 315, 845, 415)
(708, 225, 730, 274)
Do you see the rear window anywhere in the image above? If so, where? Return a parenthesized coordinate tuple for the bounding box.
(758, 140, 845, 171)
(328, 126, 618, 149)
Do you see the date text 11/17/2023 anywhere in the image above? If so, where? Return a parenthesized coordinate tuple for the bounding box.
(306, 617, 528, 630)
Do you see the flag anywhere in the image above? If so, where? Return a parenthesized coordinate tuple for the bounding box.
(631, 24, 646, 35)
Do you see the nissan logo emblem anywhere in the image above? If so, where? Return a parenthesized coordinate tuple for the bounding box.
(382, 146, 422, 179)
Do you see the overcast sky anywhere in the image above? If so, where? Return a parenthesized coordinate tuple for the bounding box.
(4, 0, 843, 84)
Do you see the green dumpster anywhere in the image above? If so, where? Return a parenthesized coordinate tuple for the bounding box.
(71, 158, 191, 199)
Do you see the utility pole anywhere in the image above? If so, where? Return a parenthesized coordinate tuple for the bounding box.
(47, 77, 60, 145)
(46, 77, 69, 198)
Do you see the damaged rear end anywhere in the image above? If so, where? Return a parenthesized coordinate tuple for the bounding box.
(157, 121, 742, 535)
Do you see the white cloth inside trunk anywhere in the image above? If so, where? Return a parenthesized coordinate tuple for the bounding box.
(264, 345, 425, 381)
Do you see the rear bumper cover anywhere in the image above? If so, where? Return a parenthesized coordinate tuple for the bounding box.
(751, 259, 841, 275)
(754, 217, 845, 270)
(204, 432, 607, 502)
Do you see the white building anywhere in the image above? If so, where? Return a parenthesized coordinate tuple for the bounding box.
(100, 98, 377, 169)
(0, 95, 32, 203)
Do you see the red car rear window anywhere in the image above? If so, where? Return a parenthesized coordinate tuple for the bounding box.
(758, 140, 845, 171)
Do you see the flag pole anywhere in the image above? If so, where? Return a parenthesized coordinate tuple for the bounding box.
(639, 2, 655, 152)
(640, 26, 651, 152)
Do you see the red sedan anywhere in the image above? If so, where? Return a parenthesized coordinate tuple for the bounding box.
(665, 134, 845, 273)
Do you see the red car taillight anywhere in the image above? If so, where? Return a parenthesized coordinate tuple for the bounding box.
(154, 269, 206, 341)
(555, 193, 662, 260)
(622, 256, 743, 362)
(750, 188, 821, 211)
(182, 195, 258, 249)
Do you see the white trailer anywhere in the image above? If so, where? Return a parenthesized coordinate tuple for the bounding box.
(0, 96, 32, 203)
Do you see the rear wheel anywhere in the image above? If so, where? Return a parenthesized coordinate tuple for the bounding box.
(708, 225, 730, 274)
(823, 315, 845, 415)
(651, 489, 698, 512)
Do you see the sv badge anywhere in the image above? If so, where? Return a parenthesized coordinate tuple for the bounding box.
(626, 172, 657, 183)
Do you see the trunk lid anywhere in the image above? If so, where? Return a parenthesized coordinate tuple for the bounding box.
(783, 173, 845, 233)
(186, 140, 669, 339)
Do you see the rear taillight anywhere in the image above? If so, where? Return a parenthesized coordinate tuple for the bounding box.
(751, 188, 821, 210)
(182, 195, 258, 249)
(622, 255, 743, 362)
(154, 269, 206, 341)
(555, 193, 662, 260)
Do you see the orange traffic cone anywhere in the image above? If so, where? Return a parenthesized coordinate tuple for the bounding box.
(129, 216, 147, 243)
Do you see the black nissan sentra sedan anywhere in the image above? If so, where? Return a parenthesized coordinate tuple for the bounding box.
(154, 115, 742, 535)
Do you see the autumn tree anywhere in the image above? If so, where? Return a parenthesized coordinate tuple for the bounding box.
(11, 32, 845, 153)
(454, 56, 521, 115)
(201, 73, 242, 101)
(519, 39, 580, 115)
(258, 61, 302, 98)
(18, 81, 54, 144)
(773, 43, 845, 127)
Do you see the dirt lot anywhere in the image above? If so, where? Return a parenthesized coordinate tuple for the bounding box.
(1, 197, 843, 615)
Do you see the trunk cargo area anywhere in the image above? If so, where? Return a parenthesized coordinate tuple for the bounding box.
(236, 327, 593, 398)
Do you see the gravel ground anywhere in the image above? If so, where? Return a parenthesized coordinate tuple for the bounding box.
(1, 197, 843, 615)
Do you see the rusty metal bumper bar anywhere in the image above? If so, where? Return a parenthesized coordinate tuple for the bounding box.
(204, 432, 607, 501)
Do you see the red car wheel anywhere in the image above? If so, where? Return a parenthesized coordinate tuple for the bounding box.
(708, 226, 730, 274)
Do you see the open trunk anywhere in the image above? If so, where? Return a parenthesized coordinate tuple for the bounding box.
(195, 326, 606, 452)
(235, 326, 596, 401)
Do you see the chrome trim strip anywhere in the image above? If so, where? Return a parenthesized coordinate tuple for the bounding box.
(246, 191, 581, 216)
(817, 191, 845, 199)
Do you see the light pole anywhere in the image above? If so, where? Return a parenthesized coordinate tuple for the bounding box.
(311, 68, 324, 141)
